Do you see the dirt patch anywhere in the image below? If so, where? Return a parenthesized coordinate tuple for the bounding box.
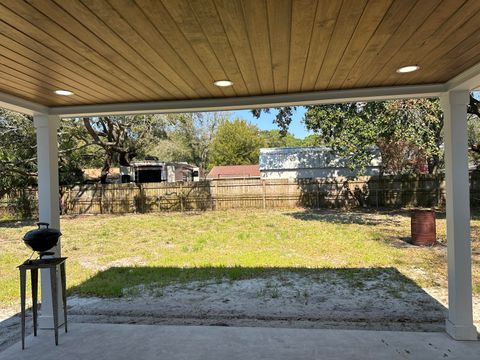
(2, 271, 478, 353)
(68, 271, 447, 326)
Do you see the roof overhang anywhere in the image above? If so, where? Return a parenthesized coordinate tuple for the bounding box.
(1, 0, 480, 117)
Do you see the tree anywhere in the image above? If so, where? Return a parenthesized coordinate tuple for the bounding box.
(210, 119, 264, 167)
(152, 112, 225, 176)
(0, 110, 94, 193)
(67, 115, 167, 183)
(0, 109, 38, 196)
(260, 129, 305, 148)
(0, 109, 89, 216)
(301, 134, 323, 147)
(252, 107, 296, 135)
(468, 93, 480, 166)
(305, 99, 444, 175)
(254, 100, 444, 175)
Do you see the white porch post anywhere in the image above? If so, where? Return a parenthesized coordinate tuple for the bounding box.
(33, 114, 64, 329)
(441, 91, 478, 340)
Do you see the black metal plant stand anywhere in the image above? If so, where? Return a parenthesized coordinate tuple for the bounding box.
(18, 257, 67, 349)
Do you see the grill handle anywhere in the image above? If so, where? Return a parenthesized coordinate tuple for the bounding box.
(36, 222, 50, 229)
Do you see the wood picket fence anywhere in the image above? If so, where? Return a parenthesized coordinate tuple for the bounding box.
(4, 172, 480, 216)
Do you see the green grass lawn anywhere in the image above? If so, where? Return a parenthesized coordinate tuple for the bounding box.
(1, 209, 479, 311)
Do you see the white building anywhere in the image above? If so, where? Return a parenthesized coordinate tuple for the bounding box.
(259, 147, 381, 179)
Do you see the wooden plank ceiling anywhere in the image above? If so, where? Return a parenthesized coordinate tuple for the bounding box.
(0, 0, 479, 107)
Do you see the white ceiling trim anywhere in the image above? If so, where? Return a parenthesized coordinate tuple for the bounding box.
(446, 61, 480, 92)
(0, 91, 49, 116)
(50, 84, 446, 118)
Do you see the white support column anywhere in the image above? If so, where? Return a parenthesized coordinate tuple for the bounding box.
(441, 91, 478, 340)
(33, 114, 64, 329)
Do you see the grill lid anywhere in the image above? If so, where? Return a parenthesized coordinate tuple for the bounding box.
(23, 222, 61, 253)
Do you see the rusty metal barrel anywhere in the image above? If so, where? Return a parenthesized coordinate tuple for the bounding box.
(411, 209, 436, 246)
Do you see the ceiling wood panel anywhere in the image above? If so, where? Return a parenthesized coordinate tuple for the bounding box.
(133, 0, 226, 97)
(0, 2, 139, 101)
(61, 0, 184, 98)
(358, 0, 443, 87)
(0, 0, 479, 108)
(288, 0, 318, 93)
(300, 1, 343, 91)
(340, 0, 417, 89)
(381, 0, 471, 87)
(188, 0, 250, 95)
(315, 0, 369, 89)
(267, 0, 292, 94)
(242, 0, 274, 94)
(327, 0, 393, 89)
(416, 29, 480, 83)
(396, 1, 480, 84)
(0, 74, 72, 106)
(0, 58, 95, 104)
(0, 22, 126, 101)
(214, 0, 262, 95)
(1, 1, 149, 100)
(108, 0, 216, 98)
(160, 0, 237, 97)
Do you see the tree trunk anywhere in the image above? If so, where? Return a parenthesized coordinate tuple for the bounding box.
(100, 153, 113, 184)
(428, 154, 440, 175)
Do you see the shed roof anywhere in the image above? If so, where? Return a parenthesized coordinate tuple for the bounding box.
(207, 165, 261, 179)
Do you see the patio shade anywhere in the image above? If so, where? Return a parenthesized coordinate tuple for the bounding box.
(0, 0, 479, 109)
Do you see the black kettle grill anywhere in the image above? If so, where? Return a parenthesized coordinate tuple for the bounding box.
(23, 222, 61, 258)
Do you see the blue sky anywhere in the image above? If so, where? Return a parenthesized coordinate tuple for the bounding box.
(231, 107, 312, 139)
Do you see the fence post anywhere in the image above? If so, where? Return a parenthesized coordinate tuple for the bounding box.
(180, 182, 184, 212)
(215, 180, 218, 210)
(141, 184, 146, 213)
(98, 183, 103, 215)
(437, 177, 441, 208)
(317, 182, 321, 209)
(262, 179, 266, 209)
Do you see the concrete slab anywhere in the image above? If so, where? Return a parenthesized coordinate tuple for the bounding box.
(1, 323, 479, 360)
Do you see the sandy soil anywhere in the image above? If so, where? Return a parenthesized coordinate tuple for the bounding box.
(69, 272, 447, 325)
(2, 271, 479, 352)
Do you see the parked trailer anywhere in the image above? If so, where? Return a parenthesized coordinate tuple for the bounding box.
(120, 160, 199, 184)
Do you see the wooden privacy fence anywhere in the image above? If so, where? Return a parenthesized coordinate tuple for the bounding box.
(4, 172, 480, 216)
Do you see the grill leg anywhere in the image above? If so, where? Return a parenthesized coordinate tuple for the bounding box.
(49, 267, 58, 346)
(60, 263, 67, 333)
(20, 269, 26, 350)
(31, 269, 38, 336)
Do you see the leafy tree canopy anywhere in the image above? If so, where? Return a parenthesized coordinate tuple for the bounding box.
(151, 112, 226, 175)
(260, 129, 305, 148)
(304, 99, 443, 174)
(0, 110, 93, 195)
(210, 118, 264, 167)
(254, 99, 444, 175)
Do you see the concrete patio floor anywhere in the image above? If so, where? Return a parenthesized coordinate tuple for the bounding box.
(1, 323, 479, 360)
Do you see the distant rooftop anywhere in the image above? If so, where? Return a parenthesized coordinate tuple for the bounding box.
(207, 165, 260, 179)
(260, 146, 330, 154)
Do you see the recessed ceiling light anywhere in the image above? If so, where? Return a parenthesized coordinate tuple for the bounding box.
(54, 89, 74, 96)
(214, 80, 234, 87)
(396, 65, 420, 74)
